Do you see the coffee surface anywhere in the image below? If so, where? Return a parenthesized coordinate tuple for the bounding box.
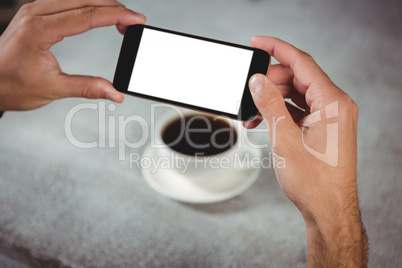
(162, 115, 237, 156)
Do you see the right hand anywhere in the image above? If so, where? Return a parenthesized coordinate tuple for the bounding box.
(244, 36, 367, 266)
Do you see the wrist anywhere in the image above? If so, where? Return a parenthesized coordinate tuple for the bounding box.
(304, 214, 367, 267)
(301, 183, 360, 226)
(300, 186, 368, 267)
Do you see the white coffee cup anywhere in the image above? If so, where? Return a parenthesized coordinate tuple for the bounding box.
(149, 109, 261, 194)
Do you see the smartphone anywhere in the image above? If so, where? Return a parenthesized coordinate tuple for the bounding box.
(113, 25, 270, 121)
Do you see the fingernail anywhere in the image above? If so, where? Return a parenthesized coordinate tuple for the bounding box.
(250, 74, 265, 94)
(106, 93, 119, 103)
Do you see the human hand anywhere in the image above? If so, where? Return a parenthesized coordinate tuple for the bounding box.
(0, 0, 146, 111)
(245, 36, 367, 266)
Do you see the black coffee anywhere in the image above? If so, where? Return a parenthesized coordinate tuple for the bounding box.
(162, 115, 237, 156)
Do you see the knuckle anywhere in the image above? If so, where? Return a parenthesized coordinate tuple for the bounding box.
(75, 6, 97, 18)
(294, 50, 316, 67)
(351, 99, 359, 117)
(18, 3, 35, 17)
(338, 92, 358, 115)
(342, 92, 353, 104)
(116, 5, 129, 14)
(20, 15, 37, 27)
(338, 92, 351, 106)
(299, 50, 313, 60)
(257, 91, 283, 113)
(18, 15, 41, 35)
(82, 79, 104, 99)
(81, 86, 93, 99)
(303, 52, 312, 58)
(82, 86, 95, 99)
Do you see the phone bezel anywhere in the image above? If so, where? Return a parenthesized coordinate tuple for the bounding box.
(113, 25, 270, 121)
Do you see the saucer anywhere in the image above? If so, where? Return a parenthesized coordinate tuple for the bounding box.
(141, 146, 261, 204)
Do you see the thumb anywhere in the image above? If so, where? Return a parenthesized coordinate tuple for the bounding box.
(55, 74, 124, 103)
(249, 74, 300, 148)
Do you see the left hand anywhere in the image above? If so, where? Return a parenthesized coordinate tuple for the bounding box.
(0, 0, 146, 111)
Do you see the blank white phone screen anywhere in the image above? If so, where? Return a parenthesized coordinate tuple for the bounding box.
(128, 28, 253, 115)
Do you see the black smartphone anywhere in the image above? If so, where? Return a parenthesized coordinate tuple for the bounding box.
(113, 25, 270, 121)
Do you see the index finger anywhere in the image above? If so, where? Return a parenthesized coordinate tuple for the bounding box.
(38, 6, 145, 50)
(251, 36, 334, 94)
(20, 0, 124, 16)
(251, 36, 344, 112)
